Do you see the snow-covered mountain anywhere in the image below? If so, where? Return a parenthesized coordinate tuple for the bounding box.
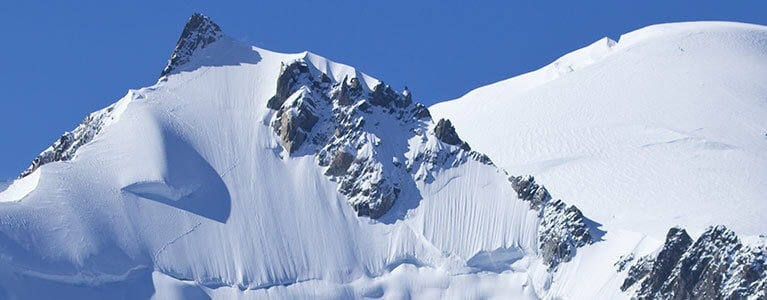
(431, 21, 767, 298)
(0, 13, 764, 299)
(431, 22, 767, 239)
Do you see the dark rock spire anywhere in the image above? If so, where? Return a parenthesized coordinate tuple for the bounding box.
(160, 13, 224, 77)
(434, 119, 471, 151)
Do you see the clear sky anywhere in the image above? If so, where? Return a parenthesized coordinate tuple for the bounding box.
(0, 1, 765, 180)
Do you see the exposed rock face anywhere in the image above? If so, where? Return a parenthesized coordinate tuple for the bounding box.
(509, 175, 592, 269)
(622, 225, 767, 299)
(615, 253, 636, 272)
(413, 103, 431, 120)
(272, 89, 319, 154)
(369, 83, 400, 107)
(266, 59, 488, 218)
(19, 104, 118, 178)
(160, 13, 224, 77)
(622, 255, 654, 290)
(509, 175, 551, 211)
(19, 14, 223, 178)
(329, 76, 358, 106)
(402, 86, 413, 105)
(324, 151, 354, 176)
(267, 62, 313, 110)
(434, 119, 470, 151)
(622, 227, 694, 294)
(539, 199, 591, 270)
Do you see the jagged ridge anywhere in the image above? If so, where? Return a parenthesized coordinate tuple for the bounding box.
(18, 103, 119, 178)
(17, 13, 225, 179)
(264, 59, 596, 269)
(510, 175, 592, 269)
(266, 59, 489, 218)
(621, 226, 767, 299)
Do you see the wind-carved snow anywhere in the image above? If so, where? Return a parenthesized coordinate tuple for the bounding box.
(548, 37, 616, 77)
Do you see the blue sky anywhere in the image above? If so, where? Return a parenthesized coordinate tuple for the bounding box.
(0, 1, 765, 180)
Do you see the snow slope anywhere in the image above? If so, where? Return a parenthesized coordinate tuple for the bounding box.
(432, 21, 767, 239)
(0, 171, 38, 202)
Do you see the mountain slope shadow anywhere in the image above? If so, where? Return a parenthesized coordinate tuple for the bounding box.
(583, 215, 607, 242)
(122, 131, 231, 223)
(375, 172, 423, 225)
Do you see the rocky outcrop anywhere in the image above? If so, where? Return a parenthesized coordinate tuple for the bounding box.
(160, 13, 224, 77)
(263, 60, 596, 271)
(413, 103, 431, 120)
(369, 83, 399, 107)
(539, 199, 592, 270)
(20, 13, 222, 177)
(402, 86, 413, 105)
(329, 76, 358, 106)
(509, 175, 551, 211)
(19, 105, 116, 178)
(324, 151, 354, 177)
(621, 227, 694, 294)
(267, 62, 314, 110)
(367, 82, 412, 109)
(509, 175, 592, 269)
(621, 225, 767, 299)
(621, 255, 654, 290)
(266, 59, 487, 218)
(272, 89, 319, 154)
(339, 160, 401, 219)
(434, 119, 470, 151)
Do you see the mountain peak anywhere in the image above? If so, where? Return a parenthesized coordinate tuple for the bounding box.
(160, 13, 224, 77)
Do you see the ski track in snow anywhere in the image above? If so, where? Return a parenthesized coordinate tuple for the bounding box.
(153, 222, 203, 264)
